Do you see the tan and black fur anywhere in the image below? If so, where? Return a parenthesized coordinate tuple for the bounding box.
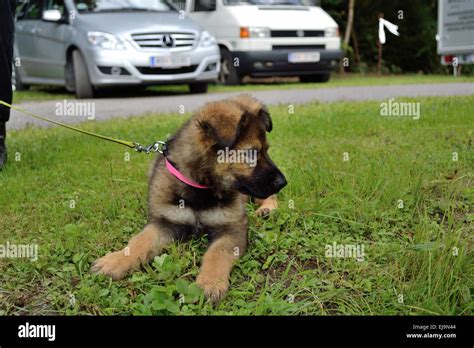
(92, 94, 287, 303)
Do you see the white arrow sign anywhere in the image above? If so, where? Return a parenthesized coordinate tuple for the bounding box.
(378, 18, 399, 44)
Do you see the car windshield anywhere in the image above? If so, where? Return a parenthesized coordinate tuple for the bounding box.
(73, 0, 176, 13)
(223, 0, 317, 6)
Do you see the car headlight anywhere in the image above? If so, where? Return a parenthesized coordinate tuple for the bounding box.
(240, 27, 271, 38)
(199, 31, 217, 47)
(87, 31, 125, 50)
(325, 27, 339, 37)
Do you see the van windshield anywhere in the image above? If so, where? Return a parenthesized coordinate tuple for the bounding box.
(73, 0, 176, 13)
(224, 0, 317, 6)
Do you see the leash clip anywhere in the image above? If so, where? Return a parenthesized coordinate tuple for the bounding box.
(133, 141, 167, 154)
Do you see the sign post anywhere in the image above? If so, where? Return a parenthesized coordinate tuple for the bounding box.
(377, 13, 400, 76)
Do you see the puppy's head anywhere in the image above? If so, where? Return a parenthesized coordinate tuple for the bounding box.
(194, 94, 287, 198)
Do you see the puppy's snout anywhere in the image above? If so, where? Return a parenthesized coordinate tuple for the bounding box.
(273, 173, 287, 192)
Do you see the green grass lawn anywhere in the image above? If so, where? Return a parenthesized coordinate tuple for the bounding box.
(12, 73, 474, 104)
(0, 95, 472, 315)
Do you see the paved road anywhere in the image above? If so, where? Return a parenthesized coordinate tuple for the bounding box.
(8, 82, 474, 130)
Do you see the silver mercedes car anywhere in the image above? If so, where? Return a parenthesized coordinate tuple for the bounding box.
(14, 0, 220, 98)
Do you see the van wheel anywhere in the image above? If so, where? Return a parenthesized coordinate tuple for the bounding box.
(189, 82, 208, 94)
(299, 73, 331, 83)
(12, 64, 29, 91)
(218, 48, 241, 85)
(72, 50, 94, 99)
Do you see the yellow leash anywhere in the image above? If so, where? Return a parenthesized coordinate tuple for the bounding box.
(0, 100, 167, 154)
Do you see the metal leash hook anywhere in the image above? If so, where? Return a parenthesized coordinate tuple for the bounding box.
(133, 141, 167, 154)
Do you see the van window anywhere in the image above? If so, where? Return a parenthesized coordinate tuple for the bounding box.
(194, 0, 216, 11)
(172, 0, 186, 10)
(24, 0, 44, 20)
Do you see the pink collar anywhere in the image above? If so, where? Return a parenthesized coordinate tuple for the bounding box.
(165, 158, 209, 189)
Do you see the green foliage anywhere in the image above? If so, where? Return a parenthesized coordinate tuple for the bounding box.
(323, 0, 473, 74)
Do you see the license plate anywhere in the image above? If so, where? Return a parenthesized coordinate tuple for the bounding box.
(150, 56, 191, 68)
(288, 52, 320, 63)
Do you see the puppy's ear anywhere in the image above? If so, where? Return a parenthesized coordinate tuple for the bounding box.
(259, 104, 272, 133)
(198, 107, 250, 148)
(232, 94, 272, 133)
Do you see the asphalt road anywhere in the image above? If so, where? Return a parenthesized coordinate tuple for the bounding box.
(8, 82, 474, 130)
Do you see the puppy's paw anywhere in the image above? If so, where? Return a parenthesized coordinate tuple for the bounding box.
(255, 206, 273, 218)
(255, 195, 279, 217)
(196, 272, 229, 304)
(91, 250, 132, 280)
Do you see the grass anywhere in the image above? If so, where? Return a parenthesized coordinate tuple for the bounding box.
(12, 73, 474, 103)
(0, 95, 472, 315)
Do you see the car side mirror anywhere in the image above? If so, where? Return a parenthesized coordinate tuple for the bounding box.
(42, 9, 62, 22)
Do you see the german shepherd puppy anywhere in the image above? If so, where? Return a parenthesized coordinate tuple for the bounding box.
(92, 94, 287, 302)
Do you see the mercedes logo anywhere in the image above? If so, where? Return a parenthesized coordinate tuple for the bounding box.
(162, 34, 175, 48)
(296, 30, 304, 37)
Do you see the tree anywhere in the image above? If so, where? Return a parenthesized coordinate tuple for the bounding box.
(340, 0, 355, 73)
(322, 0, 467, 74)
(343, 0, 355, 46)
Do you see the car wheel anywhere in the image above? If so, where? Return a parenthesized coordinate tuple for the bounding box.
(72, 50, 94, 99)
(299, 73, 331, 83)
(218, 48, 241, 85)
(189, 82, 208, 94)
(12, 64, 29, 91)
(65, 58, 75, 93)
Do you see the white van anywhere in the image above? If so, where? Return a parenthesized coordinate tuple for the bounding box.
(177, 0, 342, 85)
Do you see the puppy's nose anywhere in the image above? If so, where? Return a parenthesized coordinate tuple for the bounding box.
(273, 174, 287, 192)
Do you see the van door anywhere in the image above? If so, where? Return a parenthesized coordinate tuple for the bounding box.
(35, 0, 69, 80)
(15, 0, 44, 79)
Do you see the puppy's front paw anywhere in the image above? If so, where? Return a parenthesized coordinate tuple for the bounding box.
(91, 250, 132, 280)
(196, 272, 229, 304)
(256, 206, 272, 218)
(255, 195, 279, 217)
